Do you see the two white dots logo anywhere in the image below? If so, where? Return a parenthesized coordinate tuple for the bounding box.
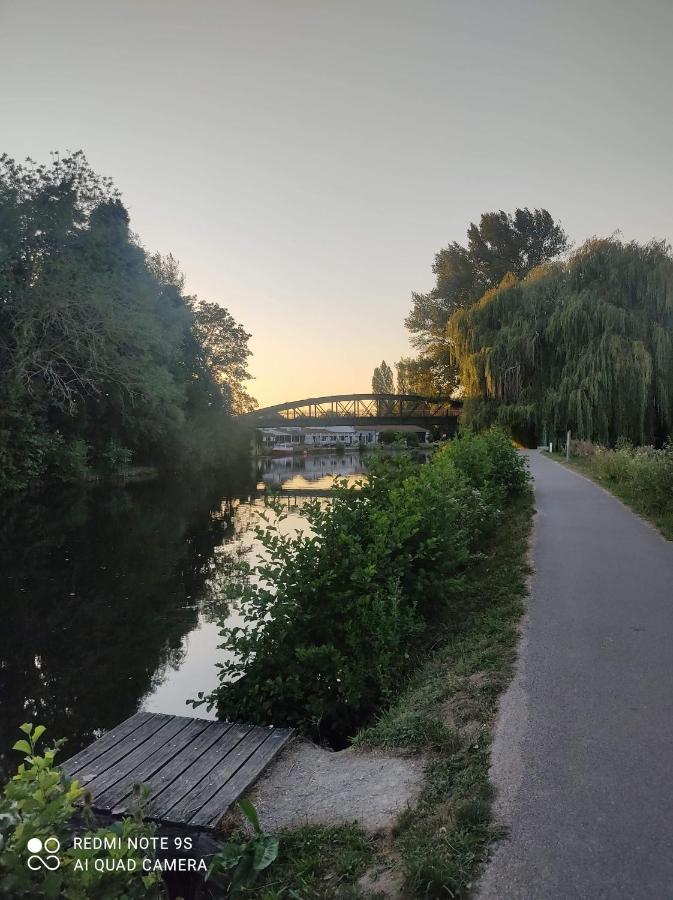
(27, 836, 61, 871)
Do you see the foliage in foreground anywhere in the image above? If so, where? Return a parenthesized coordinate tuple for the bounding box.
(0, 725, 278, 899)
(195, 428, 528, 746)
(208, 799, 279, 896)
(0, 724, 163, 899)
(0, 152, 255, 491)
(450, 237, 673, 447)
(254, 824, 375, 899)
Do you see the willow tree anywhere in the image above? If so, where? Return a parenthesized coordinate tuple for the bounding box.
(449, 238, 673, 446)
(404, 208, 570, 394)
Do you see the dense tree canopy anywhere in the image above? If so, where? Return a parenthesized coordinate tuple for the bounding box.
(395, 355, 454, 396)
(449, 238, 673, 446)
(372, 359, 394, 393)
(403, 208, 570, 393)
(0, 152, 255, 489)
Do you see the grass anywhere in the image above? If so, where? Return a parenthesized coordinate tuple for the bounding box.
(253, 824, 378, 899)
(554, 453, 673, 541)
(252, 488, 534, 898)
(357, 488, 533, 897)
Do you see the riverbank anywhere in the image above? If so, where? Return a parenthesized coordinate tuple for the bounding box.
(0, 439, 533, 897)
(242, 486, 533, 897)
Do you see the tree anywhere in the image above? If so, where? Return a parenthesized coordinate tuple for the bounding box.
(449, 238, 673, 446)
(0, 152, 256, 489)
(404, 208, 570, 394)
(372, 360, 394, 393)
(395, 356, 454, 396)
(190, 300, 257, 414)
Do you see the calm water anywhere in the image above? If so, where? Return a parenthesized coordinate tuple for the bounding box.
(0, 452, 367, 777)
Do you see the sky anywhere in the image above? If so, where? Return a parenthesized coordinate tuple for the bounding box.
(2, 0, 673, 407)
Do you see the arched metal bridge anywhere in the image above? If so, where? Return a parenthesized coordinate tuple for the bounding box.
(238, 394, 461, 430)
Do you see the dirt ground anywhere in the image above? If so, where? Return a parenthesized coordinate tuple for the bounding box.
(246, 738, 426, 833)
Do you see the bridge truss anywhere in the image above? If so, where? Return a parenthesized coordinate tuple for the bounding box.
(238, 393, 461, 429)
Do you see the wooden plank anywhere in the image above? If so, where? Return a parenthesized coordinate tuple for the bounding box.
(84, 716, 192, 802)
(92, 718, 211, 811)
(111, 721, 234, 816)
(66, 714, 174, 785)
(191, 728, 292, 828)
(63, 712, 153, 776)
(163, 726, 271, 826)
(149, 723, 255, 821)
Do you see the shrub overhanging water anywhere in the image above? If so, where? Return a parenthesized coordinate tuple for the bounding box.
(194, 429, 529, 745)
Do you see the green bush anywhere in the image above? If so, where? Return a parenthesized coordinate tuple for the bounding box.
(0, 724, 163, 899)
(99, 439, 133, 474)
(50, 438, 93, 483)
(378, 430, 400, 445)
(444, 427, 528, 502)
(0, 725, 279, 899)
(588, 442, 673, 514)
(0, 397, 56, 491)
(194, 429, 528, 745)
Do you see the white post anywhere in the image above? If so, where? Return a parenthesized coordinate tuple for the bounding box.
(566, 429, 571, 461)
(549, 442, 553, 454)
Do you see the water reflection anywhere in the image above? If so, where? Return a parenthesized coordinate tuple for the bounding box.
(0, 453, 358, 778)
(0, 465, 253, 777)
(256, 451, 367, 491)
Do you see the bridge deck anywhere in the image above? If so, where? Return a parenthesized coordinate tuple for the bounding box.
(62, 712, 293, 831)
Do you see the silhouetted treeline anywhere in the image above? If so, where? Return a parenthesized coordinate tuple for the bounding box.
(0, 152, 255, 490)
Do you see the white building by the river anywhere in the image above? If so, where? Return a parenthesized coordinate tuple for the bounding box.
(258, 425, 430, 449)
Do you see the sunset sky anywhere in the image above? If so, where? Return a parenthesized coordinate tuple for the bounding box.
(3, 0, 673, 407)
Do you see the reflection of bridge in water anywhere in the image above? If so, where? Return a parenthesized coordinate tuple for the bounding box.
(239, 393, 461, 432)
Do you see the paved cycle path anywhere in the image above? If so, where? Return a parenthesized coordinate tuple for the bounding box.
(478, 451, 673, 900)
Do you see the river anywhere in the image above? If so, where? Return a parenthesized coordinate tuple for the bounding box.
(0, 451, 368, 778)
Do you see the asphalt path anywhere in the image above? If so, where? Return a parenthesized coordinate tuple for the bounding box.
(478, 451, 673, 900)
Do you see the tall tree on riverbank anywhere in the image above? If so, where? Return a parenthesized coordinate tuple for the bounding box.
(403, 208, 570, 394)
(449, 238, 673, 446)
(372, 359, 394, 393)
(0, 152, 255, 489)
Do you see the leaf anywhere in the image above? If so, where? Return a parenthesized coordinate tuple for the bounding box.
(238, 798, 261, 833)
(32, 725, 46, 744)
(229, 854, 256, 895)
(207, 842, 243, 878)
(12, 740, 31, 756)
(253, 835, 279, 870)
(19, 723, 32, 736)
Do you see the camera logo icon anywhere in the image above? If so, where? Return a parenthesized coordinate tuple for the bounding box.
(27, 836, 61, 871)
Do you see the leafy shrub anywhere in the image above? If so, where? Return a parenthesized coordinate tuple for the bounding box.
(0, 399, 57, 491)
(50, 438, 93, 483)
(194, 429, 528, 745)
(99, 439, 133, 474)
(583, 442, 673, 515)
(591, 446, 634, 483)
(629, 445, 673, 511)
(0, 724, 163, 899)
(207, 799, 278, 896)
(569, 438, 599, 457)
(0, 725, 278, 899)
(378, 430, 402, 445)
(444, 427, 528, 501)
